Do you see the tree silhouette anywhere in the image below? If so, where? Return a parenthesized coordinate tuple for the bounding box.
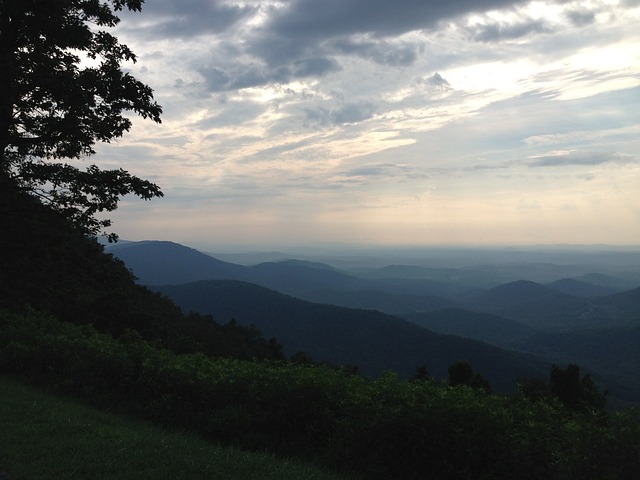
(549, 364, 606, 412)
(448, 360, 491, 392)
(0, 0, 162, 240)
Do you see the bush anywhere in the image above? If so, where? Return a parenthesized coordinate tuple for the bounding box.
(1, 310, 639, 479)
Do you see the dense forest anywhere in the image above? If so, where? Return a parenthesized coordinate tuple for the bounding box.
(2, 172, 640, 479)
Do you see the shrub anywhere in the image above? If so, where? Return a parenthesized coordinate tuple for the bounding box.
(1, 310, 639, 479)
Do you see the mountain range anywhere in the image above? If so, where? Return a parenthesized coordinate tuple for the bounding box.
(108, 240, 640, 405)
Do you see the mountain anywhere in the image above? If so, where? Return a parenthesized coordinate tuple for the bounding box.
(108, 241, 459, 311)
(514, 326, 640, 406)
(592, 287, 640, 325)
(107, 241, 246, 284)
(462, 280, 594, 331)
(246, 260, 363, 294)
(297, 289, 456, 315)
(403, 308, 536, 347)
(595, 286, 640, 310)
(577, 272, 640, 291)
(546, 278, 618, 297)
(153, 280, 550, 393)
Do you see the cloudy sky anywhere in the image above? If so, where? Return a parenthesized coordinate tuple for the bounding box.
(95, 0, 640, 249)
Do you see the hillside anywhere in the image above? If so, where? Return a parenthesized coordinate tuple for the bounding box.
(546, 278, 619, 297)
(154, 280, 550, 392)
(0, 183, 283, 361)
(108, 240, 461, 311)
(513, 326, 640, 407)
(404, 308, 536, 347)
(462, 280, 595, 331)
(106, 240, 247, 284)
(0, 376, 351, 480)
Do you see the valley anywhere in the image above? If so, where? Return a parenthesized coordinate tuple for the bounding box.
(108, 240, 640, 406)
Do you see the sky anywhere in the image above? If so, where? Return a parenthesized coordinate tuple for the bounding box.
(93, 0, 640, 249)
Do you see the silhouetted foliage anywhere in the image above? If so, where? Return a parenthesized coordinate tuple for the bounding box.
(411, 365, 432, 382)
(448, 360, 492, 392)
(0, 183, 284, 361)
(518, 363, 607, 413)
(2, 312, 639, 480)
(550, 363, 607, 412)
(0, 0, 162, 240)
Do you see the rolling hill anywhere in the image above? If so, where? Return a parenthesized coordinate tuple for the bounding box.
(403, 308, 536, 347)
(107, 241, 459, 311)
(109, 240, 640, 403)
(106, 241, 246, 284)
(546, 278, 618, 297)
(462, 280, 595, 331)
(153, 279, 550, 393)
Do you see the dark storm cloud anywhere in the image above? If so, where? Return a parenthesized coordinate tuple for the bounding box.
(122, 0, 257, 37)
(223, 0, 531, 80)
(267, 0, 527, 39)
(127, 0, 570, 94)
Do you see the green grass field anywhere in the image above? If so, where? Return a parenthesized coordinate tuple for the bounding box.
(0, 376, 355, 480)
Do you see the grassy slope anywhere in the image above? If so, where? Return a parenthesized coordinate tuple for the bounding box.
(0, 376, 355, 480)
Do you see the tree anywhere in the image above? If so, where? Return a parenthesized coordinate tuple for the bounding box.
(410, 364, 432, 382)
(549, 363, 607, 412)
(0, 0, 162, 241)
(448, 360, 492, 392)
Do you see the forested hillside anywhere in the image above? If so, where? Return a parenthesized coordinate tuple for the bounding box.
(154, 279, 549, 392)
(0, 182, 283, 361)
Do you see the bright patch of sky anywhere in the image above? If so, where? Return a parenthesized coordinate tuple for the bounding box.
(95, 0, 640, 248)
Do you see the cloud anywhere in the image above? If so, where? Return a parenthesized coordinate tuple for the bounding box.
(425, 73, 451, 89)
(564, 7, 597, 27)
(119, 0, 258, 38)
(267, 0, 527, 39)
(303, 102, 377, 126)
(341, 163, 422, 179)
(469, 17, 555, 42)
(331, 38, 421, 66)
(99, 0, 640, 246)
(528, 151, 635, 167)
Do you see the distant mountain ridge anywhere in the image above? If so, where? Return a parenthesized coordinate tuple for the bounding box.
(153, 279, 549, 392)
(109, 241, 640, 331)
(108, 241, 459, 311)
(107, 241, 245, 284)
(546, 278, 618, 297)
(109, 240, 640, 404)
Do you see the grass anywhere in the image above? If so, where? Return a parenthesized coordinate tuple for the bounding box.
(0, 375, 356, 480)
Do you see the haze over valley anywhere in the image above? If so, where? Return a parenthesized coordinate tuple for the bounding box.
(108, 240, 640, 407)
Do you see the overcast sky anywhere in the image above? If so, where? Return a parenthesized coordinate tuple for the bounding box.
(94, 0, 640, 249)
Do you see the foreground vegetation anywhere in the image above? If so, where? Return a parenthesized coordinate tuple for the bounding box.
(0, 376, 353, 480)
(2, 310, 639, 479)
